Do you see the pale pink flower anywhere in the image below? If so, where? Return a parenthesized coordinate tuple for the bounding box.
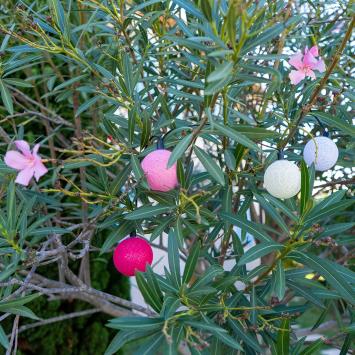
(4, 140, 48, 186)
(288, 46, 326, 85)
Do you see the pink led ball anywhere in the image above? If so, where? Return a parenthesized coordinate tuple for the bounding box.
(141, 149, 178, 192)
(113, 237, 153, 276)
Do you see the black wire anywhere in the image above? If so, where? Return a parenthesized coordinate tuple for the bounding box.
(277, 149, 284, 160)
(156, 136, 165, 149)
(150, 124, 199, 149)
(311, 114, 329, 137)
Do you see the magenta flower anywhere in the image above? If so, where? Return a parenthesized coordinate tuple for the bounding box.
(4, 140, 48, 186)
(288, 46, 326, 85)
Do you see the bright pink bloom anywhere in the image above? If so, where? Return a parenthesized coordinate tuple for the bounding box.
(4, 140, 48, 186)
(288, 46, 326, 85)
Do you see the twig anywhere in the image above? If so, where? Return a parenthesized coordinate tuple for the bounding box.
(10, 87, 73, 127)
(16, 309, 100, 334)
(6, 315, 19, 355)
(0, 127, 11, 143)
(6, 110, 71, 128)
(315, 177, 355, 189)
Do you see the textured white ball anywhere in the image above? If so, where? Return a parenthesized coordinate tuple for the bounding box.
(264, 160, 301, 199)
(303, 136, 338, 171)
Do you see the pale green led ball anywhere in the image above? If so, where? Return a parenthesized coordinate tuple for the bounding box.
(264, 160, 301, 199)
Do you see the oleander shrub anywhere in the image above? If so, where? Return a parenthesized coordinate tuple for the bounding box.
(0, 0, 354, 354)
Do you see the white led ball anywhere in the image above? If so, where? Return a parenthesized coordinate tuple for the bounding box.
(303, 136, 338, 172)
(264, 160, 301, 199)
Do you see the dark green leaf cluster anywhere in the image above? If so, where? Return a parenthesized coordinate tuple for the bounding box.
(0, 0, 354, 354)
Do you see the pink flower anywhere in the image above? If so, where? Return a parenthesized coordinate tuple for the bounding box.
(288, 46, 326, 85)
(4, 140, 48, 186)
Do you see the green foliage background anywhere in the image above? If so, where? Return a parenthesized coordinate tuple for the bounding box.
(0, 0, 354, 354)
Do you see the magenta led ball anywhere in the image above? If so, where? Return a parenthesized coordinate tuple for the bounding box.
(141, 149, 178, 192)
(113, 237, 153, 277)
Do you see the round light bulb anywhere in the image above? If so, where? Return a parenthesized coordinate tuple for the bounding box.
(141, 149, 178, 192)
(264, 160, 301, 199)
(113, 236, 153, 276)
(303, 136, 338, 171)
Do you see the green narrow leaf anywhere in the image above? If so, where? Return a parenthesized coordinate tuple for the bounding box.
(276, 318, 290, 355)
(304, 200, 354, 225)
(48, 0, 70, 38)
(340, 333, 352, 355)
(288, 250, 355, 303)
(6, 180, 16, 233)
(263, 193, 298, 222)
(168, 229, 181, 287)
(100, 220, 133, 253)
(274, 260, 286, 300)
(299, 339, 323, 355)
(136, 333, 165, 355)
(254, 193, 289, 234)
(105, 330, 148, 355)
(156, 274, 178, 293)
(173, 0, 205, 20)
(122, 53, 134, 95)
(310, 111, 355, 137)
(4, 306, 39, 320)
(136, 272, 162, 313)
(146, 265, 163, 305)
(311, 300, 331, 330)
(251, 286, 257, 325)
(224, 149, 236, 170)
(110, 164, 131, 195)
(141, 115, 151, 149)
(310, 190, 345, 213)
(286, 280, 325, 308)
(54, 74, 87, 91)
(222, 186, 232, 214)
(187, 318, 243, 351)
(318, 223, 355, 239)
(150, 217, 173, 242)
(228, 319, 262, 352)
(207, 62, 233, 83)
(184, 320, 227, 333)
(168, 134, 193, 168)
(131, 154, 148, 189)
(220, 212, 273, 243)
(177, 159, 186, 187)
(175, 217, 184, 248)
(199, 0, 212, 21)
(212, 121, 262, 152)
(308, 163, 316, 191)
(242, 16, 301, 54)
(300, 160, 310, 216)
(0, 293, 40, 310)
(290, 336, 306, 355)
(161, 296, 180, 319)
(128, 109, 135, 143)
(3, 78, 33, 88)
(235, 144, 248, 167)
(238, 242, 284, 265)
(0, 79, 14, 115)
(182, 241, 200, 284)
(107, 317, 164, 330)
(190, 264, 224, 289)
(212, 330, 243, 351)
(194, 146, 225, 186)
(125, 204, 173, 220)
(0, 325, 9, 349)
